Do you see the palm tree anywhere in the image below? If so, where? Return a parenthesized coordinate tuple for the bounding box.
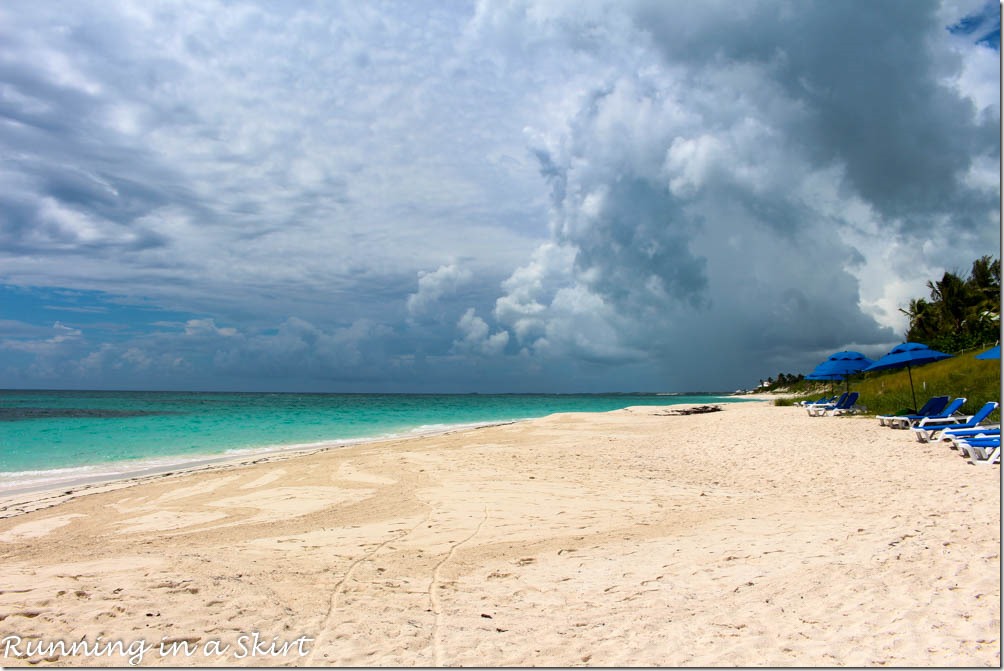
(901, 297, 938, 342)
(903, 257, 1001, 352)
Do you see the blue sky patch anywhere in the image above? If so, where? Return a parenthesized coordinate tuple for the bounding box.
(949, 1, 1000, 50)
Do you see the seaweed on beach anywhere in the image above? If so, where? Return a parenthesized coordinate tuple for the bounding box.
(657, 405, 723, 416)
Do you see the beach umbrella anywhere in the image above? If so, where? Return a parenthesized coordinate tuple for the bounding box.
(806, 370, 846, 380)
(975, 345, 1000, 360)
(817, 351, 874, 374)
(807, 351, 874, 392)
(805, 369, 844, 393)
(864, 342, 952, 411)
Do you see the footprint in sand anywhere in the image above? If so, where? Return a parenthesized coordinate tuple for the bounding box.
(7, 610, 43, 619)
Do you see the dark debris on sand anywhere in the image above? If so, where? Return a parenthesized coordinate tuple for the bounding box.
(656, 405, 723, 416)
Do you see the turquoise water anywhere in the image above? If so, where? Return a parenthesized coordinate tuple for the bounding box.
(0, 390, 742, 491)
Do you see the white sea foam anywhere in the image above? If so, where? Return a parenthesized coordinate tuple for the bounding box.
(0, 392, 738, 497)
(0, 420, 513, 496)
(0, 455, 193, 493)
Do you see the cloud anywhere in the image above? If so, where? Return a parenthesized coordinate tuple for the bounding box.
(184, 318, 237, 338)
(453, 308, 509, 356)
(0, 1, 998, 392)
(473, 0, 997, 387)
(0, 320, 82, 353)
(210, 317, 394, 379)
(493, 243, 574, 343)
(407, 264, 474, 319)
(0, 1, 542, 321)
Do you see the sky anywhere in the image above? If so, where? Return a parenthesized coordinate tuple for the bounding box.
(0, 0, 999, 393)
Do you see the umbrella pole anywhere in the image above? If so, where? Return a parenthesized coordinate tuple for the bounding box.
(907, 365, 917, 411)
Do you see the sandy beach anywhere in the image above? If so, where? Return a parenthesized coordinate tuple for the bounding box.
(0, 401, 998, 667)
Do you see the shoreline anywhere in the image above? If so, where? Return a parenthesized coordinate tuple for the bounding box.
(0, 418, 521, 520)
(0, 395, 753, 514)
(0, 401, 997, 666)
(0, 392, 749, 501)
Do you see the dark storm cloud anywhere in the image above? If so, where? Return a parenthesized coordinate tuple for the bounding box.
(633, 0, 998, 228)
(482, 0, 997, 387)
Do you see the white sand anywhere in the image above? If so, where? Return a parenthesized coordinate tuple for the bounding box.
(0, 401, 998, 666)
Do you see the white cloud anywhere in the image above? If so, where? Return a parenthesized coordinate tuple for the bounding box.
(407, 264, 474, 318)
(184, 319, 237, 338)
(493, 242, 575, 343)
(0, 321, 82, 354)
(454, 308, 509, 356)
(50, 321, 82, 343)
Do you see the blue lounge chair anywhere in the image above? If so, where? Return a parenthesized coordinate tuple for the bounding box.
(968, 443, 1001, 466)
(956, 436, 1001, 459)
(913, 401, 999, 443)
(807, 392, 847, 416)
(831, 392, 866, 416)
(810, 391, 860, 417)
(877, 396, 949, 428)
(800, 395, 836, 408)
(945, 425, 1000, 455)
(942, 426, 1000, 442)
(884, 397, 966, 430)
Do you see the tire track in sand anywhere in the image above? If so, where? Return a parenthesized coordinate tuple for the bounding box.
(306, 514, 429, 665)
(429, 506, 489, 666)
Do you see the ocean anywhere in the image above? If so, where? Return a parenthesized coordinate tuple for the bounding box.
(0, 390, 743, 493)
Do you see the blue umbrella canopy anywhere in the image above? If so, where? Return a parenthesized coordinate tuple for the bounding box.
(805, 370, 845, 380)
(865, 342, 951, 371)
(975, 345, 1000, 360)
(864, 342, 952, 410)
(806, 351, 874, 391)
(815, 351, 874, 376)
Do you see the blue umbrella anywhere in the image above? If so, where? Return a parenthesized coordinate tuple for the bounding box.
(817, 351, 874, 374)
(807, 351, 874, 392)
(805, 369, 846, 394)
(864, 342, 952, 411)
(975, 345, 1000, 360)
(806, 370, 846, 380)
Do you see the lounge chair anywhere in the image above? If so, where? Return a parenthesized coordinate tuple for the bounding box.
(877, 396, 949, 428)
(954, 431, 1001, 457)
(968, 444, 1001, 466)
(942, 425, 1000, 443)
(800, 395, 837, 408)
(811, 392, 860, 417)
(956, 436, 1001, 458)
(831, 392, 866, 416)
(885, 397, 966, 430)
(913, 401, 999, 443)
(807, 392, 848, 416)
(945, 430, 1000, 456)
